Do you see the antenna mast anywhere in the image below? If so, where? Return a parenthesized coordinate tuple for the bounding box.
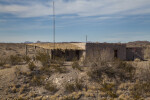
(53, 1, 56, 59)
(86, 35, 87, 43)
(53, 1, 55, 50)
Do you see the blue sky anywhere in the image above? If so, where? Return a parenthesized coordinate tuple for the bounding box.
(0, 0, 150, 43)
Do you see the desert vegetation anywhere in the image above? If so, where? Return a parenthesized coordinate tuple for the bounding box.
(0, 43, 150, 100)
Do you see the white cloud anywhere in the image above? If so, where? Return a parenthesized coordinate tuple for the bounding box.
(0, 0, 150, 18)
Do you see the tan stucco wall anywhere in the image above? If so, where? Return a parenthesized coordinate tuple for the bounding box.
(86, 43, 126, 61)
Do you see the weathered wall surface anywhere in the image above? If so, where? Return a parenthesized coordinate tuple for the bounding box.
(86, 43, 126, 61)
(126, 47, 144, 60)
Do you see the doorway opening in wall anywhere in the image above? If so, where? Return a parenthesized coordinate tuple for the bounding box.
(114, 50, 118, 58)
(76, 50, 80, 60)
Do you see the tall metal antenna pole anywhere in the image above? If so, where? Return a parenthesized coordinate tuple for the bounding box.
(53, 1, 55, 59)
(86, 35, 87, 43)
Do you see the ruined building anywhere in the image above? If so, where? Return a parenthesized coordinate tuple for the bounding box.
(26, 42, 144, 61)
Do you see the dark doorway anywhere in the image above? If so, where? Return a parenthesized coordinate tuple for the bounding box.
(76, 50, 80, 60)
(114, 50, 118, 58)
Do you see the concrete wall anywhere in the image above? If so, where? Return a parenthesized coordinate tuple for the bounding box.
(86, 43, 126, 61)
(126, 47, 144, 61)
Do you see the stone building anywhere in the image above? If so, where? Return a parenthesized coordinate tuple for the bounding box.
(27, 42, 144, 61)
(86, 43, 126, 61)
(126, 47, 144, 61)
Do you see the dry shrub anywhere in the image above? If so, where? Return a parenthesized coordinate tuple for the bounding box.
(19, 85, 27, 94)
(51, 64, 67, 73)
(113, 60, 136, 80)
(137, 66, 150, 82)
(131, 65, 150, 99)
(87, 60, 136, 82)
(28, 62, 36, 71)
(65, 83, 76, 93)
(44, 81, 57, 93)
(31, 75, 45, 86)
(22, 55, 31, 63)
(130, 81, 150, 99)
(15, 97, 26, 100)
(101, 82, 118, 98)
(15, 66, 22, 76)
(40, 66, 52, 75)
(72, 61, 82, 71)
(9, 84, 19, 93)
(75, 79, 83, 91)
(54, 57, 65, 66)
(65, 79, 83, 93)
(0, 58, 7, 67)
(84, 48, 113, 67)
(144, 47, 150, 59)
(9, 55, 23, 65)
(36, 52, 50, 66)
(63, 97, 75, 100)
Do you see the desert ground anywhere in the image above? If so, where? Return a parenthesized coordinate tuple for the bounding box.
(0, 43, 150, 100)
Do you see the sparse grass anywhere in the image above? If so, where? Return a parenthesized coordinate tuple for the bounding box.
(44, 81, 57, 93)
(63, 96, 76, 100)
(15, 97, 27, 100)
